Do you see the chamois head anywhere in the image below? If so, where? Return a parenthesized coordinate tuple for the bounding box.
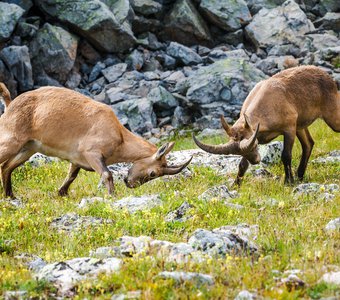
(193, 115, 261, 164)
(124, 142, 192, 188)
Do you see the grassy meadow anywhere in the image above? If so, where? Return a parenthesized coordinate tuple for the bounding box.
(0, 120, 339, 299)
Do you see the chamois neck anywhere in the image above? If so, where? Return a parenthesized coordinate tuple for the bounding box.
(119, 128, 157, 163)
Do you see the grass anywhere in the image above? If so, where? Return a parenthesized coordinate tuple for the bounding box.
(0, 120, 339, 299)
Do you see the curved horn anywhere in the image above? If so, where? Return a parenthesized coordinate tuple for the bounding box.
(239, 123, 260, 153)
(163, 156, 193, 175)
(220, 115, 232, 136)
(192, 133, 240, 155)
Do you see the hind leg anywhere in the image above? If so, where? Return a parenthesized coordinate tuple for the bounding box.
(296, 128, 314, 180)
(1, 148, 35, 198)
(58, 163, 81, 196)
(282, 130, 296, 184)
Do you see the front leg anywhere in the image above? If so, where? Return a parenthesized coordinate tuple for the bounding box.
(83, 152, 114, 195)
(58, 163, 81, 196)
(234, 157, 249, 186)
(282, 131, 296, 184)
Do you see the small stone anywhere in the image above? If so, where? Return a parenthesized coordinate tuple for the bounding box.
(234, 290, 256, 300)
(113, 194, 162, 213)
(199, 185, 239, 202)
(165, 201, 193, 222)
(102, 63, 127, 83)
(157, 271, 214, 286)
(325, 218, 340, 232)
(320, 271, 340, 285)
(166, 42, 202, 66)
(4, 290, 27, 300)
(281, 274, 305, 291)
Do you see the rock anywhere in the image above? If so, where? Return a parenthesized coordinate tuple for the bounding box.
(131, 0, 163, 16)
(166, 42, 202, 66)
(0, 198, 25, 209)
(188, 226, 258, 257)
(89, 62, 106, 82)
(208, 48, 249, 63)
(171, 106, 192, 127)
(157, 271, 214, 286)
(281, 274, 305, 291)
(102, 63, 127, 83)
(199, 185, 239, 201)
(148, 86, 178, 117)
(312, 150, 340, 164)
(4, 291, 27, 300)
(112, 97, 156, 134)
(319, 0, 340, 13)
(165, 201, 193, 222)
(251, 168, 272, 178)
(246, 0, 285, 15)
(325, 218, 340, 232)
(199, 0, 251, 32)
(245, 0, 315, 49)
(103, 0, 133, 25)
(162, 0, 211, 46)
(0, 46, 33, 92)
(27, 153, 58, 167)
(35, 0, 136, 53)
(36, 257, 121, 295)
(182, 58, 266, 123)
(293, 183, 339, 195)
(137, 32, 164, 50)
(112, 194, 162, 213)
(316, 12, 340, 31)
(320, 271, 340, 285)
(3, 0, 33, 12)
(234, 290, 257, 300)
(14, 253, 47, 272)
(259, 141, 283, 166)
(126, 49, 144, 71)
(0, 2, 25, 42)
(50, 213, 112, 232)
(30, 23, 78, 84)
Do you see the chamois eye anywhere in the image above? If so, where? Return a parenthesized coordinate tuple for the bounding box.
(149, 171, 156, 178)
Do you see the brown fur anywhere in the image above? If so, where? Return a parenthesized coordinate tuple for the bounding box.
(0, 86, 190, 198)
(198, 66, 340, 185)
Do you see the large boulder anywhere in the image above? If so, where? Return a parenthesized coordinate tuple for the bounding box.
(162, 0, 211, 46)
(180, 58, 266, 124)
(102, 0, 133, 24)
(245, 0, 315, 49)
(2, 0, 33, 13)
(0, 2, 25, 42)
(199, 0, 252, 32)
(30, 23, 78, 84)
(34, 0, 136, 53)
(0, 45, 33, 92)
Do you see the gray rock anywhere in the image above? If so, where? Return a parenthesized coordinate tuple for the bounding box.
(30, 23, 78, 84)
(162, 0, 211, 46)
(126, 49, 144, 71)
(4, 291, 27, 300)
(0, 2, 25, 42)
(165, 201, 193, 222)
(0, 46, 33, 92)
(89, 62, 106, 82)
(35, 0, 136, 53)
(36, 257, 121, 295)
(157, 271, 214, 286)
(102, 0, 133, 25)
(245, 0, 315, 49)
(112, 97, 156, 134)
(50, 213, 112, 232)
(312, 150, 340, 164)
(0, 198, 25, 208)
(325, 218, 340, 232)
(102, 63, 127, 83)
(27, 153, 58, 167)
(137, 32, 164, 50)
(171, 106, 192, 127)
(166, 42, 202, 66)
(90, 246, 120, 259)
(317, 12, 340, 32)
(281, 274, 305, 290)
(320, 271, 340, 285)
(234, 290, 257, 300)
(200, 0, 251, 32)
(14, 253, 47, 272)
(131, 0, 162, 16)
(208, 48, 249, 63)
(148, 86, 178, 116)
(113, 194, 162, 213)
(319, 0, 340, 13)
(188, 226, 258, 257)
(246, 0, 285, 15)
(3, 0, 33, 12)
(293, 183, 339, 195)
(259, 141, 283, 166)
(199, 185, 239, 201)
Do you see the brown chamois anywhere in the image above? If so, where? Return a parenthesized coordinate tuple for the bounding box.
(193, 65, 340, 185)
(0, 85, 192, 198)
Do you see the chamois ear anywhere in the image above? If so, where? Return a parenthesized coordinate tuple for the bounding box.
(155, 142, 175, 160)
(243, 113, 251, 129)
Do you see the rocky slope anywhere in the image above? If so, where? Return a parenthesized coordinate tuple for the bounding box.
(0, 0, 339, 135)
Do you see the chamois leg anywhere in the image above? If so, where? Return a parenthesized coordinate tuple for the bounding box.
(234, 157, 249, 186)
(1, 148, 34, 198)
(282, 131, 295, 184)
(83, 152, 114, 195)
(58, 163, 81, 196)
(296, 128, 314, 180)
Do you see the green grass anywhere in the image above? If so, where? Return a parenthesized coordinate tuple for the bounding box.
(0, 120, 339, 299)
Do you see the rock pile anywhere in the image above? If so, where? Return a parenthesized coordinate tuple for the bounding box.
(0, 0, 339, 132)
